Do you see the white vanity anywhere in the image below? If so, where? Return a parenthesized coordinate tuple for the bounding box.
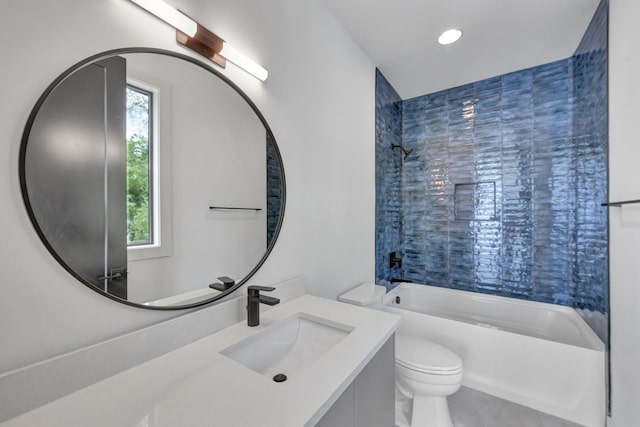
(0, 290, 399, 427)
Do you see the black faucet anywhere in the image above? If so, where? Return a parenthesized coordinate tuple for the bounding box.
(247, 286, 280, 327)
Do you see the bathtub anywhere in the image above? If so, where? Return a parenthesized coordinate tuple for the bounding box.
(383, 283, 606, 427)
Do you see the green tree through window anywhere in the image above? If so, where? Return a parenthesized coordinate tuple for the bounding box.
(126, 85, 153, 246)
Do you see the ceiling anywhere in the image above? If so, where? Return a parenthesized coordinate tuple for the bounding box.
(322, 0, 601, 99)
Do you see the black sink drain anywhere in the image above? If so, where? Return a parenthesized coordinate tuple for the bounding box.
(273, 373, 287, 383)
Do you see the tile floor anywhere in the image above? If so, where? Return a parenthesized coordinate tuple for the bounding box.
(448, 387, 585, 427)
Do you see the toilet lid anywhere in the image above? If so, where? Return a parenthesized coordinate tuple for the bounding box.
(395, 335, 463, 375)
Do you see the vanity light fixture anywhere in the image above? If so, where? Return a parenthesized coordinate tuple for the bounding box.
(437, 29, 463, 45)
(129, 0, 269, 81)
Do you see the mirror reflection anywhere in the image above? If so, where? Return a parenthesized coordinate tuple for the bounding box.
(21, 49, 285, 309)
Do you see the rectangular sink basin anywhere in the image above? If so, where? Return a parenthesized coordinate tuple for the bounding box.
(220, 313, 353, 381)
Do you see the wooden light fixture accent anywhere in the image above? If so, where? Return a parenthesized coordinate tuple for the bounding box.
(176, 24, 227, 69)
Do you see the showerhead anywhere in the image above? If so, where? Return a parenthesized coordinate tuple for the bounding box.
(391, 144, 413, 159)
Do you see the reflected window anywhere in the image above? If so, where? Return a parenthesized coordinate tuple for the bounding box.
(126, 85, 154, 246)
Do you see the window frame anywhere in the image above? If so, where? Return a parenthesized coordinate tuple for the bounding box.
(125, 83, 155, 247)
(126, 74, 173, 262)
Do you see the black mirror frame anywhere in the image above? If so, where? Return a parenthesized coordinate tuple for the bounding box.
(19, 47, 286, 310)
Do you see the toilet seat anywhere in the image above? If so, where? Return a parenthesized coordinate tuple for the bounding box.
(396, 335, 463, 375)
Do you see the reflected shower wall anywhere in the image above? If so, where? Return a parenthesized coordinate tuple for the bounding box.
(375, 0, 608, 343)
(266, 133, 282, 248)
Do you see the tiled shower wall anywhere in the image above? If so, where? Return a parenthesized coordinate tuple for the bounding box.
(266, 134, 283, 248)
(375, 71, 403, 283)
(571, 0, 608, 339)
(375, 1, 608, 340)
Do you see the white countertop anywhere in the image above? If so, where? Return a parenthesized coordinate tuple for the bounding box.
(2, 295, 400, 427)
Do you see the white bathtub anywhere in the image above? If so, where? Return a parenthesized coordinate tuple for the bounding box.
(383, 283, 606, 427)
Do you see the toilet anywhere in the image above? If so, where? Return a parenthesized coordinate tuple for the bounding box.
(338, 283, 463, 427)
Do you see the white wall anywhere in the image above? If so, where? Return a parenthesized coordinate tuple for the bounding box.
(0, 0, 374, 374)
(608, 1, 640, 425)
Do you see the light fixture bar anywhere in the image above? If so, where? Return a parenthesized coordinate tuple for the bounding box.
(220, 43, 269, 82)
(130, 0, 197, 37)
(128, 0, 269, 81)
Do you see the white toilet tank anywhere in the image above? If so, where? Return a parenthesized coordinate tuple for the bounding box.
(338, 283, 386, 308)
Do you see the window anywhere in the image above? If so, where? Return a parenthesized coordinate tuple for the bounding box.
(126, 85, 154, 246)
(125, 73, 172, 262)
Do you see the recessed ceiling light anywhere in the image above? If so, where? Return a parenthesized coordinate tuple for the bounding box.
(437, 29, 463, 45)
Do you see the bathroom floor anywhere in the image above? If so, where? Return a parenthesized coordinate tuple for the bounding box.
(447, 387, 585, 427)
(396, 386, 585, 427)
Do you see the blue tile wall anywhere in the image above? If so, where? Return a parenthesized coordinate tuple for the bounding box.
(375, 1, 608, 341)
(266, 133, 282, 248)
(572, 0, 609, 342)
(375, 70, 403, 283)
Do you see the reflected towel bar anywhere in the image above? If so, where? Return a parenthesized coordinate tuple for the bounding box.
(601, 199, 640, 207)
(209, 206, 262, 211)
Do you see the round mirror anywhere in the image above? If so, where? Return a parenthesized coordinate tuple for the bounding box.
(20, 48, 285, 309)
